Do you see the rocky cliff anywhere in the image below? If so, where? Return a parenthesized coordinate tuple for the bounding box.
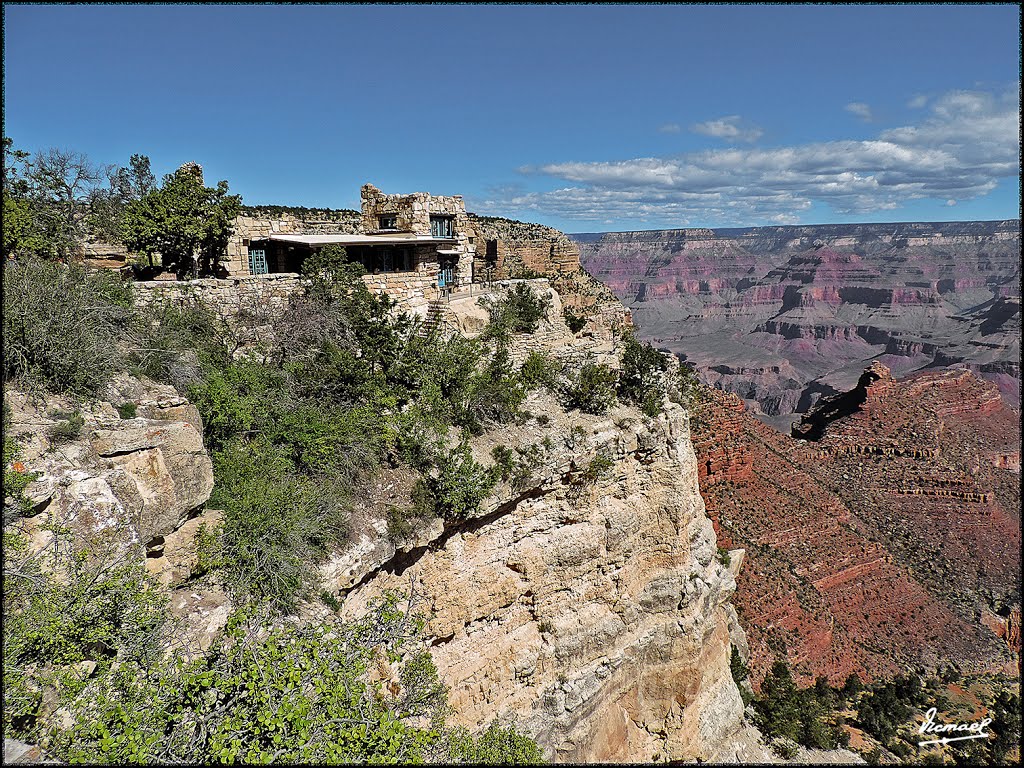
(575, 220, 1021, 425)
(691, 363, 1021, 687)
(3, 282, 753, 762)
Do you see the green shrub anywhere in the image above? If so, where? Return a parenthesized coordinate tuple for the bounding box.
(116, 402, 137, 420)
(3, 257, 133, 396)
(717, 546, 732, 568)
(3, 406, 39, 523)
(519, 351, 561, 391)
(458, 346, 527, 433)
(319, 590, 341, 612)
(618, 334, 668, 418)
(669, 361, 702, 410)
(560, 360, 617, 415)
(491, 445, 516, 479)
(43, 593, 542, 765)
(386, 480, 438, 544)
(451, 720, 545, 764)
(482, 283, 552, 339)
(578, 450, 614, 485)
(3, 526, 169, 743)
(129, 299, 229, 390)
(211, 439, 349, 612)
(47, 412, 84, 443)
(192, 522, 224, 577)
(428, 440, 499, 521)
(188, 359, 286, 451)
(272, 403, 386, 484)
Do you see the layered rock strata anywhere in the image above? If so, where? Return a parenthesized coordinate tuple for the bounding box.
(692, 364, 1020, 686)
(339, 391, 745, 762)
(576, 220, 1021, 421)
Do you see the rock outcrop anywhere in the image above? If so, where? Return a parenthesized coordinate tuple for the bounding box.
(5, 376, 213, 549)
(339, 393, 744, 762)
(3, 282, 751, 763)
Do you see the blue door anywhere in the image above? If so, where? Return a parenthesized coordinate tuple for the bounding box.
(248, 248, 268, 275)
(438, 263, 454, 289)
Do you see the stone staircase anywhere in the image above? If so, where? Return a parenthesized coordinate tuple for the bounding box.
(417, 298, 447, 338)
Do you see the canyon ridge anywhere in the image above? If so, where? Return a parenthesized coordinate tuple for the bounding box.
(574, 220, 1021, 430)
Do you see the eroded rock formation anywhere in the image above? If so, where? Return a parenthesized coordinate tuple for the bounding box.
(691, 364, 1021, 687)
(3, 284, 750, 763)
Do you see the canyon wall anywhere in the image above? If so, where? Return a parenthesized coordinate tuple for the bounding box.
(575, 220, 1021, 424)
(690, 363, 1021, 687)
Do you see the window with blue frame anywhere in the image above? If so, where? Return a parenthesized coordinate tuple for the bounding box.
(430, 216, 454, 238)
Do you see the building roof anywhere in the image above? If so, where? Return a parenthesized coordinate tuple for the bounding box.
(266, 233, 453, 246)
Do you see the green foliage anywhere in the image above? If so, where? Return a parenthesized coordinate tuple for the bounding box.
(47, 411, 84, 443)
(730, 648, 753, 707)
(3, 526, 169, 743)
(3, 257, 134, 396)
(121, 163, 241, 278)
(716, 546, 732, 568)
(386, 479, 438, 544)
(130, 298, 230, 389)
(753, 659, 846, 751)
(458, 345, 528, 434)
(43, 592, 542, 765)
(493, 442, 550, 492)
(115, 402, 137, 419)
(618, 333, 668, 417)
(481, 283, 552, 340)
(519, 351, 561, 391)
(855, 673, 926, 746)
(578, 450, 614, 485)
(563, 307, 587, 334)
(668, 361, 702, 410)
(840, 672, 863, 700)
(210, 439, 349, 613)
(193, 522, 225, 577)
(450, 720, 545, 764)
(428, 439, 499, 521)
(3, 408, 40, 523)
(189, 359, 287, 451)
(560, 360, 618, 415)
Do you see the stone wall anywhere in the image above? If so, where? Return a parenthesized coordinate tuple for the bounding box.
(468, 215, 582, 280)
(134, 273, 305, 323)
(135, 270, 443, 324)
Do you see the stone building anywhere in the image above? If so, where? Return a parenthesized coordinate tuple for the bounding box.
(223, 184, 476, 296)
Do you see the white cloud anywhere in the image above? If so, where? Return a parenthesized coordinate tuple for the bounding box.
(907, 94, 929, 109)
(473, 86, 1020, 227)
(691, 115, 763, 143)
(658, 123, 681, 134)
(845, 102, 874, 122)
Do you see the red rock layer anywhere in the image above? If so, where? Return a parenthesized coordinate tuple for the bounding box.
(692, 366, 1020, 689)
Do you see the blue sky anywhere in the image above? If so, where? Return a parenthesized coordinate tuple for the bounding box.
(3, 4, 1020, 231)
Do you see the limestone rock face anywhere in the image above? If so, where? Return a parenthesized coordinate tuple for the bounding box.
(342, 398, 745, 762)
(4, 378, 213, 548)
